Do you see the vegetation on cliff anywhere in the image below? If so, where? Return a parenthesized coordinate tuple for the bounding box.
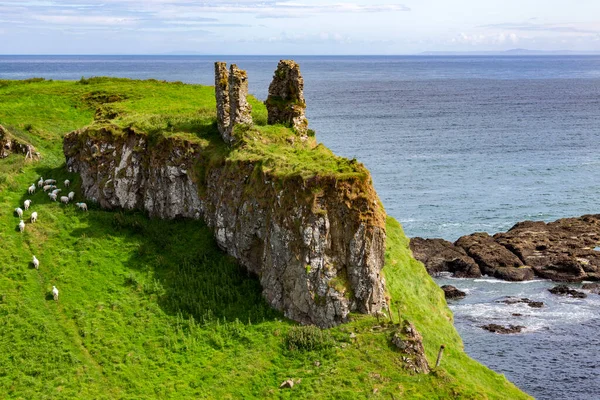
(0, 78, 529, 398)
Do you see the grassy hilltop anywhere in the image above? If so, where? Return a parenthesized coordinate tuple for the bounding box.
(0, 78, 530, 399)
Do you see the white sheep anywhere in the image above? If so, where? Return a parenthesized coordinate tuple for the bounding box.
(30, 211, 38, 223)
(24, 199, 32, 210)
(68, 191, 75, 201)
(37, 177, 44, 188)
(44, 179, 56, 185)
(64, 179, 70, 187)
(75, 202, 88, 211)
(18, 220, 25, 232)
(43, 185, 52, 192)
(28, 184, 36, 194)
(15, 207, 23, 218)
(48, 193, 57, 201)
(32, 255, 39, 270)
(60, 196, 69, 204)
(52, 286, 59, 301)
(51, 188, 61, 195)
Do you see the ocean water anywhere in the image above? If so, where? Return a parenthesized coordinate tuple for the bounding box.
(1, 55, 599, 399)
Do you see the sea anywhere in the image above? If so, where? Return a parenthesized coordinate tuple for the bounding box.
(1, 55, 599, 399)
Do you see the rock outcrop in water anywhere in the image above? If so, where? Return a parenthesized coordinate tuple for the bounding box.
(63, 62, 387, 328)
(266, 60, 309, 136)
(411, 215, 600, 282)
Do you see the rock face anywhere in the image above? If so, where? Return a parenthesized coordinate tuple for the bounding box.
(0, 125, 38, 159)
(411, 215, 600, 282)
(266, 60, 309, 135)
(214, 62, 253, 144)
(63, 127, 387, 328)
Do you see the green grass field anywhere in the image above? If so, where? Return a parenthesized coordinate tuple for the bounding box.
(0, 78, 530, 399)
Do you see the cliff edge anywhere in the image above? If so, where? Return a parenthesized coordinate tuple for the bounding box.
(63, 62, 387, 327)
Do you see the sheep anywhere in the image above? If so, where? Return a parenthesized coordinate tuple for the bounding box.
(18, 220, 25, 232)
(43, 185, 55, 192)
(37, 177, 44, 188)
(28, 184, 36, 194)
(32, 255, 39, 270)
(68, 191, 75, 201)
(48, 193, 57, 201)
(24, 199, 32, 210)
(15, 207, 23, 218)
(44, 179, 56, 185)
(75, 202, 88, 211)
(51, 188, 61, 195)
(60, 196, 69, 205)
(52, 286, 59, 301)
(64, 179, 70, 187)
(30, 211, 38, 223)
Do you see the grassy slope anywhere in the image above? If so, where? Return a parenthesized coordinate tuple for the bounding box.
(0, 78, 530, 399)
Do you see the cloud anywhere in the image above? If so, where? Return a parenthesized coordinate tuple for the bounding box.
(480, 22, 598, 35)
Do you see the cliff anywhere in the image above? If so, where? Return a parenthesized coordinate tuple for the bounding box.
(63, 63, 387, 327)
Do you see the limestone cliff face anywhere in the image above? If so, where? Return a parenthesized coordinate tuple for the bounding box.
(64, 126, 387, 327)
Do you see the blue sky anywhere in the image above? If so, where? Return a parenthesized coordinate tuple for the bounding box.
(0, 0, 599, 54)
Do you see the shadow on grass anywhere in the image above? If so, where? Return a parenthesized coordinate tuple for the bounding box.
(69, 209, 281, 325)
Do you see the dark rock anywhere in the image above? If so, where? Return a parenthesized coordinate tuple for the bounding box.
(582, 283, 600, 294)
(481, 324, 525, 334)
(441, 285, 466, 299)
(512, 313, 523, 317)
(548, 284, 587, 298)
(410, 237, 481, 278)
(495, 216, 600, 282)
(455, 233, 534, 281)
(415, 214, 600, 283)
(497, 297, 544, 308)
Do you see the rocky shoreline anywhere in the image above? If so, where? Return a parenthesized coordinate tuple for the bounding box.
(411, 215, 600, 282)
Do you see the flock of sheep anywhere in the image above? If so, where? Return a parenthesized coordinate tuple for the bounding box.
(15, 177, 89, 302)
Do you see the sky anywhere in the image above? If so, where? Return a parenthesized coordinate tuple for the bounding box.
(0, 0, 599, 54)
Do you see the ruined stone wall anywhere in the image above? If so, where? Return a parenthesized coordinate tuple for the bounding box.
(214, 63, 252, 144)
(266, 60, 309, 135)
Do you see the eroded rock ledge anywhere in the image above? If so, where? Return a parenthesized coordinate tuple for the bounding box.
(411, 215, 600, 282)
(63, 63, 387, 328)
(0, 125, 38, 159)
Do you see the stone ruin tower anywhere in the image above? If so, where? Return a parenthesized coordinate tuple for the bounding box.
(214, 62, 253, 144)
(265, 60, 309, 136)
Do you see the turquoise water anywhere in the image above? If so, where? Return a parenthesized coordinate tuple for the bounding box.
(2, 55, 599, 399)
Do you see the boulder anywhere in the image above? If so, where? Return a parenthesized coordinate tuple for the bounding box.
(409, 237, 480, 277)
(548, 284, 587, 298)
(455, 232, 534, 281)
(481, 324, 525, 334)
(497, 297, 543, 308)
(441, 285, 466, 299)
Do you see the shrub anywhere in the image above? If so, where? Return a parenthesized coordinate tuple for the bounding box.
(284, 325, 334, 352)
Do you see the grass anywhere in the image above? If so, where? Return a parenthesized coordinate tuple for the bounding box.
(0, 77, 531, 399)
